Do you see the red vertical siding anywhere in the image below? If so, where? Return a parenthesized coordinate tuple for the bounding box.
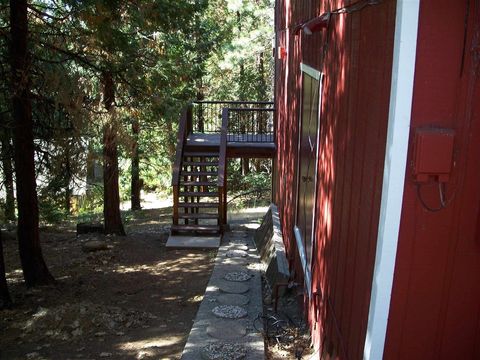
(385, 1, 480, 359)
(274, 0, 396, 358)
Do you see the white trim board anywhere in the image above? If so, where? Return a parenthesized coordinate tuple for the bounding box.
(363, 1, 420, 359)
(300, 63, 322, 80)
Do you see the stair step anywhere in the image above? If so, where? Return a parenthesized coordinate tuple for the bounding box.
(171, 224, 220, 232)
(183, 152, 219, 158)
(179, 191, 219, 197)
(178, 213, 219, 219)
(181, 171, 217, 177)
(183, 161, 219, 167)
(178, 202, 219, 208)
(180, 181, 217, 186)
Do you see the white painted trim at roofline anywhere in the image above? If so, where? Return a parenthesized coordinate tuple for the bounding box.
(363, 1, 420, 359)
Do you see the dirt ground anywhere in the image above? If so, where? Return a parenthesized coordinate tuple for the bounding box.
(1, 204, 314, 360)
(1, 207, 216, 360)
(262, 283, 314, 360)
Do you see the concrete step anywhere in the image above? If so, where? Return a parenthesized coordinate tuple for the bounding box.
(171, 224, 220, 233)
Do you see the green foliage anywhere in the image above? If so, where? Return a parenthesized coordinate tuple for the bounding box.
(0, 0, 275, 224)
(241, 171, 271, 191)
(203, 0, 274, 101)
(0, 199, 12, 225)
(227, 159, 272, 209)
(38, 188, 68, 224)
(78, 186, 104, 215)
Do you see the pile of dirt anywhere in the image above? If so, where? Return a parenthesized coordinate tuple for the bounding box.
(262, 278, 314, 360)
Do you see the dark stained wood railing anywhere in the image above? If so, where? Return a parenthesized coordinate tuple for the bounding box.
(172, 105, 191, 226)
(191, 101, 274, 134)
(226, 108, 274, 142)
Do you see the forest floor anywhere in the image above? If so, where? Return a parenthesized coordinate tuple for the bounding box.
(1, 200, 313, 360)
(1, 206, 216, 360)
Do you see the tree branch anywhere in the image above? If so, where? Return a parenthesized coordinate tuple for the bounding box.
(39, 41, 104, 73)
(27, 3, 74, 22)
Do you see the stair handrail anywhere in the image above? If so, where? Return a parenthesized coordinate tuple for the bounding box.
(172, 104, 191, 187)
(172, 104, 192, 227)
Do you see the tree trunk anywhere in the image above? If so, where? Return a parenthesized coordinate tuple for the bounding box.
(130, 119, 141, 211)
(241, 158, 250, 176)
(0, 231, 12, 309)
(64, 142, 72, 215)
(236, 11, 251, 177)
(257, 51, 266, 100)
(166, 120, 176, 159)
(1, 126, 15, 222)
(102, 72, 125, 235)
(255, 159, 261, 173)
(10, 0, 54, 286)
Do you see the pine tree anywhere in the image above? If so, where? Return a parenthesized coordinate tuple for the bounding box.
(0, 231, 12, 309)
(10, 0, 54, 286)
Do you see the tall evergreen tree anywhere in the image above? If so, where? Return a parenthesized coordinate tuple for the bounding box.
(130, 118, 141, 210)
(1, 123, 15, 222)
(10, 0, 54, 286)
(0, 231, 12, 309)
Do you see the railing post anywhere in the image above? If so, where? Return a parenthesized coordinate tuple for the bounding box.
(218, 186, 224, 226)
(223, 170, 227, 226)
(186, 103, 193, 134)
(173, 185, 179, 225)
(218, 108, 229, 231)
(198, 102, 204, 133)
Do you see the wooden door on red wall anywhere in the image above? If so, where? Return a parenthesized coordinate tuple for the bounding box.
(294, 64, 323, 295)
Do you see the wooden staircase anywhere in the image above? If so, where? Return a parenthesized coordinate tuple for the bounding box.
(171, 101, 274, 238)
(171, 106, 228, 236)
(171, 151, 222, 235)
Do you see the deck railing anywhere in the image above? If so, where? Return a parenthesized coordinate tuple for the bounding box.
(190, 100, 274, 135)
(225, 107, 274, 143)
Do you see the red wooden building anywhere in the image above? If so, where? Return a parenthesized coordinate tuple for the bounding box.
(273, 0, 480, 359)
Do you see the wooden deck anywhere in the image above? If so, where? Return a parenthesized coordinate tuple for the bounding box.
(172, 102, 275, 236)
(186, 133, 275, 158)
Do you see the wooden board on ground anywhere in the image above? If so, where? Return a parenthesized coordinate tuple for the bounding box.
(254, 204, 290, 293)
(166, 235, 221, 249)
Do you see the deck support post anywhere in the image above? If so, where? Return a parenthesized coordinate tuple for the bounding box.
(173, 185, 179, 226)
(223, 175, 227, 227)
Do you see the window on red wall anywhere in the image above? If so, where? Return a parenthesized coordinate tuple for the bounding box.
(294, 63, 323, 298)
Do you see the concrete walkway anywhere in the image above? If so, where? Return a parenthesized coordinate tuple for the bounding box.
(181, 227, 265, 360)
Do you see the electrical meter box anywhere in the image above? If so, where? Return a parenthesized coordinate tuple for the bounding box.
(413, 128, 455, 183)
